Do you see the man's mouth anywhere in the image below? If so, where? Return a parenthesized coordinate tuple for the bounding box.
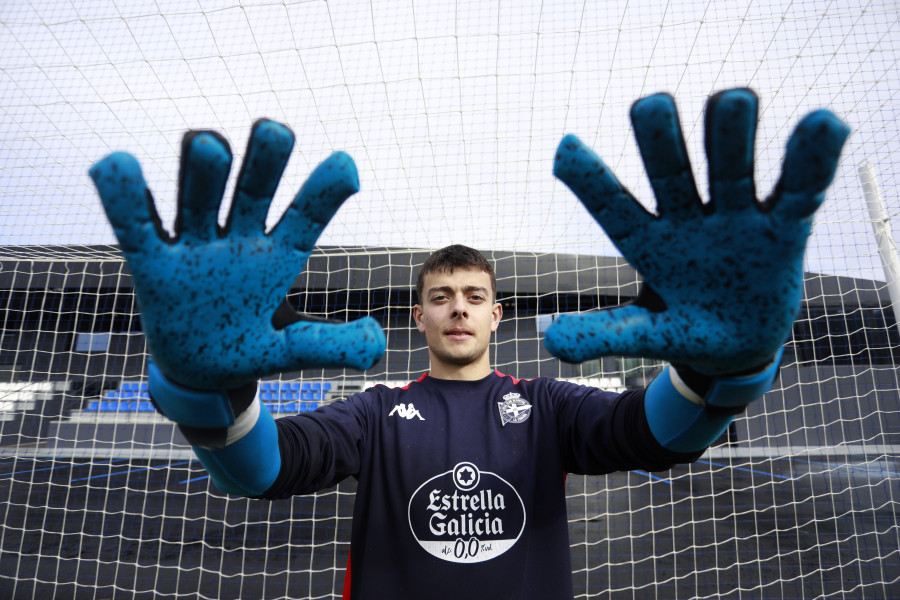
(445, 328, 473, 340)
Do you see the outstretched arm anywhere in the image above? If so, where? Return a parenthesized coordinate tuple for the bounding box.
(90, 121, 385, 495)
(546, 89, 849, 453)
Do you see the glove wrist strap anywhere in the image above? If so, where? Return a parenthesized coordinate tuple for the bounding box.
(147, 358, 257, 428)
(645, 348, 782, 453)
(671, 348, 783, 417)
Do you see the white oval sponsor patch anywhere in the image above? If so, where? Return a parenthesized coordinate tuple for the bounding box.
(408, 462, 526, 563)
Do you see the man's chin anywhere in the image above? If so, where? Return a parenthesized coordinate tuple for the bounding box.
(433, 346, 488, 367)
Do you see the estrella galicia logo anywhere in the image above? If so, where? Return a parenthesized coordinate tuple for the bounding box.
(497, 392, 531, 426)
(408, 462, 526, 563)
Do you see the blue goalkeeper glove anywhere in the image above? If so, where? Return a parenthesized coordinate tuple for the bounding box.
(545, 88, 849, 377)
(90, 120, 386, 391)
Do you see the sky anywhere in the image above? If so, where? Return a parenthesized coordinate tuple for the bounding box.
(1, 0, 898, 281)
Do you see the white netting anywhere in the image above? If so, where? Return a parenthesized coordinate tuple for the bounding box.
(1, 1, 898, 598)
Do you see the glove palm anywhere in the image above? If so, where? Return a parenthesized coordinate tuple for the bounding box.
(90, 120, 385, 389)
(545, 89, 849, 375)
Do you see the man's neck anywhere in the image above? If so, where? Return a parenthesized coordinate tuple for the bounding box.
(428, 358, 493, 381)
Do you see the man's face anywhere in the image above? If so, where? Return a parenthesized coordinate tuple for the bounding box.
(413, 267, 502, 374)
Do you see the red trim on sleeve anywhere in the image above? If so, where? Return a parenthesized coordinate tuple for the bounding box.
(373, 373, 428, 391)
(401, 373, 429, 390)
(342, 550, 352, 600)
(494, 369, 536, 385)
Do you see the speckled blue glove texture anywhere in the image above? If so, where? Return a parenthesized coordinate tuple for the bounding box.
(90, 120, 386, 390)
(545, 89, 849, 376)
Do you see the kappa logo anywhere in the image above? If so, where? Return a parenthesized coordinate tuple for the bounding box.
(389, 402, 425, 421)
(497, 392, 531, 426)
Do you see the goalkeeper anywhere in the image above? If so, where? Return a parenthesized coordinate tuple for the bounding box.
(90, 89, 848, 599)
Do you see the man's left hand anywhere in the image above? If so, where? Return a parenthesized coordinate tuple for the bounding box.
(544, 88, 849, 376)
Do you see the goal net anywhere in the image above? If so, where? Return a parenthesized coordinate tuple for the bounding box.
(1, 1, 898, 598)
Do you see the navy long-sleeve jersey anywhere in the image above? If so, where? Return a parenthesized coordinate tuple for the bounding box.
(261, 371, 701, 599)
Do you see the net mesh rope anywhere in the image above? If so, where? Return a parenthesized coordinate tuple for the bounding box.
(1, 1, 898, 598)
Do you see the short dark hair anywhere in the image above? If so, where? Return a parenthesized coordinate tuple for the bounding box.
(415, 245, 496, 302)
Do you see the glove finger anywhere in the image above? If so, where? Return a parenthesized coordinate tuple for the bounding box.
(631, 93, 703, 220)
(89, 152, 166, 255)
(543, 305, 664, 363)
(553, 134, 653, 245)
(176, 131, 233, 244)
(770, 109, 850, 220)
(705, 88, 759, 212)
(272, 151, 360, 252)
(283, 316, 386, 372)
(228, 119, 296, 236)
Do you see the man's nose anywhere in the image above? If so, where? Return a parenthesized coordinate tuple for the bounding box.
(450, 295, 468, 318)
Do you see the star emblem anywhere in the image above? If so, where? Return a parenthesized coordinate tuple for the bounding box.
(452, 462, 480, 491)
(457, 466, 476, 486)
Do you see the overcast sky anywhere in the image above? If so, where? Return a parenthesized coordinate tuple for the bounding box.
(1, 0, 897, 281)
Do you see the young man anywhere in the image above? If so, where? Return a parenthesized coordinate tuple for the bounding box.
(265, 243, 710, 598)
(89, 89, 849, 598)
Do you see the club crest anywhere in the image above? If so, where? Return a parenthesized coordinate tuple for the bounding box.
(497, 392, 531, 426)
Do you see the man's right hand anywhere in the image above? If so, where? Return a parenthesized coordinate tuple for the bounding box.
(90, 120, 386, 391)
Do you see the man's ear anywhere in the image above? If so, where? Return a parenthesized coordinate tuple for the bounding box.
(491, 302, 502, 332)
(413, 304, 425, 333)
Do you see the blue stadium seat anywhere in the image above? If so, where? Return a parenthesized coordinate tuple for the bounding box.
(138, 401, 155, 412)
(86, 401, 99, 411)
